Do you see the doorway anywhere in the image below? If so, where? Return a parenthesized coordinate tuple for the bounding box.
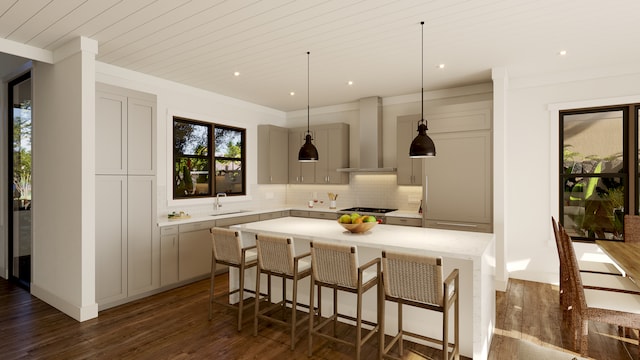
(8, 71, 31, 289)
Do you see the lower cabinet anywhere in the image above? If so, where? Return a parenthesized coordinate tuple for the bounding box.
(386, 217, 422, 227)
(177, 221, 215, 282)
(160, 226, 178, 287)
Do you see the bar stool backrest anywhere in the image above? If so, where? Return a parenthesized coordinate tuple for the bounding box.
(255, 234, 295, 275)
(310, 241, 359, 288)
(624, 214, 640, 243)
(382, 251, 444, 306)
(211, 227, 242, 264)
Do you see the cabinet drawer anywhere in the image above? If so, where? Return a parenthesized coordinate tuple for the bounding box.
(160, 225, 178, 236)
(309, 211, 337, 220)
(386, 217, 422, 227)
(290, 210, 309, 217)
(178, 220, 216, 233)
(259, 211, 285, 221)
(424, 220, 492, 233)
(215, 214, 260, 227)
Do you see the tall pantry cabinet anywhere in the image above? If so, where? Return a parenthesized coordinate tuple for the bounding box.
(95, 83, 158, 308)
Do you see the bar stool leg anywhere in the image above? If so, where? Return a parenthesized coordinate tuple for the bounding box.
(208, 260, 217, 320)
(237, 262, 245, 331)
(308, 276, 315, 357)
(254, 268, 262, 336)
(290, 272, 299, 350)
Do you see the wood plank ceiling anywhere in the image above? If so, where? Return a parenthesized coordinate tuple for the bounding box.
(1, 0, 639, 111)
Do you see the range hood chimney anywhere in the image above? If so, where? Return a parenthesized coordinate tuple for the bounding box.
(337, 96, 396, 173)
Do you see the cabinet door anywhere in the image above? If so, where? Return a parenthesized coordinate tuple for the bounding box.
(258, 125, 289, 184)
(288, 129, 315, 183)
(325, 124, 349, 184)
(314, 128, 329, 183)
(160, 234, 179, 287)
(96, 92, 127, 175)
(127, 176, 158, 296)
(95, 175, 127, 304)
(425, 131, 491, 226)
(179, 229, 212, 281)
(396, 116, 422, 185)
(127, 98, 155, 175)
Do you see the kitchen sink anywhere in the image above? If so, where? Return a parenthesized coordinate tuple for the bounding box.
(210, 210, 250, 217)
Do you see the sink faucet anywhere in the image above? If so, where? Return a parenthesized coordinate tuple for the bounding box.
(214, 192, 227, 211)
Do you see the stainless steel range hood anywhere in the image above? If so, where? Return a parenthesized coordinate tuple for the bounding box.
(337, 96, 396, 173)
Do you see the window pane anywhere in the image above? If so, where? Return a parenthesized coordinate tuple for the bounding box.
(215, 160, 243, 194)
(174, 157, 211, 197)
(215, 127, 242, 158)
(174, 120, 209, 156)
(563, 111, 623, 170)
(562, 109, 626, 241)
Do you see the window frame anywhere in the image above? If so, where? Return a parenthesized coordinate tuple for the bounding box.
(559, 105, 633, 242)
(172, 116, 246, 200)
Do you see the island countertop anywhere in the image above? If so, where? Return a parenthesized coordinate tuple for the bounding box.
(231, 216, 493, 260)
(231, 216, 495, 359)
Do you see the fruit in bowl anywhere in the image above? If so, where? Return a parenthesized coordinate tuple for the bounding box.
(338, 213, 377, 233)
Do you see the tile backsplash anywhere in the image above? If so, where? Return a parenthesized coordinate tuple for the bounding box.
(162, 174, 422, 217)
(285, 174, 422, 212)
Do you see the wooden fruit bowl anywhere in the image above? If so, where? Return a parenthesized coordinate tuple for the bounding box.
(338, 221, 377, 233)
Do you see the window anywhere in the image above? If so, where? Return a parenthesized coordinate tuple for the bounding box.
(173, 117, 245, 199)
(560, 106, 635, 241)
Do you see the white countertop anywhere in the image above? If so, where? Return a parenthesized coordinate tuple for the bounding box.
(157, 206, 422, 227)
(231, 216, 493, 260)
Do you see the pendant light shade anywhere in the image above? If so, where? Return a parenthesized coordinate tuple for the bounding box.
(409, 21, 436, 158)
(299, 51, 319, 162)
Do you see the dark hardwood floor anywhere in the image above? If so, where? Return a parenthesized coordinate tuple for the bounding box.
(0, 275, 634, 359)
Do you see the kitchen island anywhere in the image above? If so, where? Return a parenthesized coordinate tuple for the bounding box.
(230, 217, 495, 359)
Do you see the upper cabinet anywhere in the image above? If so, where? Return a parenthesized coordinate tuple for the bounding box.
(288, 128, 316, 184)
(257, 125, 289, 184)
(288, 123, 349, 185)
(397, 115, 423, 185)
(96, 84, 156, 175)
(314, 123, 349, 184)
(398, 101, 493, 233)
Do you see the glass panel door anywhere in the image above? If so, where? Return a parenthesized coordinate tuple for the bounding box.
(8, 72, 32, 289)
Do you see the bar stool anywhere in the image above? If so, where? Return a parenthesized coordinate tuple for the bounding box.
(209, 227, 259, 331)
(254, 233, 312, 350)
(381, 250, 459, 360)
(308, 241, 381, 360)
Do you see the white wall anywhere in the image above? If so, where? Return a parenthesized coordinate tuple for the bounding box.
(95, 62, 288, 218)
(31, 37, 98, 321)
(504, 68, 640, 284)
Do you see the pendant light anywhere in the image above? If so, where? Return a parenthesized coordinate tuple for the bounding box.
(298, 51, 319, 162)
(409, 21, 436, 158)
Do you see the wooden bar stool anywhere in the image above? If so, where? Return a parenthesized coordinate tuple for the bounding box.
(308, 241, 381, 360)
(254, 233, 312, 350)
(209, 227, 259, 331)
(381, 250, 460, 360)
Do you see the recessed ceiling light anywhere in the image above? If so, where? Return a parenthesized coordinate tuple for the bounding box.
(290, 91, 295, 96)
(437, 64, 445, 69)
(559, 50, 567, 56)
(233, 71, 240, 76)
(347, 81, 354, 86)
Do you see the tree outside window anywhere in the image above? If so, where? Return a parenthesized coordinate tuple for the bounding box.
(173, 117, 245, 199)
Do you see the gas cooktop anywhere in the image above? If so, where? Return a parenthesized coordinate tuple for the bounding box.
(338, 207, 398, 214)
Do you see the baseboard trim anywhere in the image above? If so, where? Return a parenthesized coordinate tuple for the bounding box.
(31, 284, 98, 322)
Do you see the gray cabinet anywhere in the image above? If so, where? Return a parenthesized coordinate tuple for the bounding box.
(288, 129, 315, 184)
(289, 123, 349, 184)
(396, 115, 423, 185)
(258, 125, 289, 184)
(178, 221, 215, 282)
(314, 124, 349, 184)
(424, 130, 492, 232)
(95, 83, 158, 308)
(160, 226, 179, 287)
(420, 102, 493, 233)
(386, 216, 422, 227)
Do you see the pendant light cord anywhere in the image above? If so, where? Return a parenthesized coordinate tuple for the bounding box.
(421, 21, 424, 123)
(307, 51, 310, 134)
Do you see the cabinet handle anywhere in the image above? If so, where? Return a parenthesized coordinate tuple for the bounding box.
(301, 176, 304, 182)
(436, 222, 478, 228)
(270, 176, 273, 183)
